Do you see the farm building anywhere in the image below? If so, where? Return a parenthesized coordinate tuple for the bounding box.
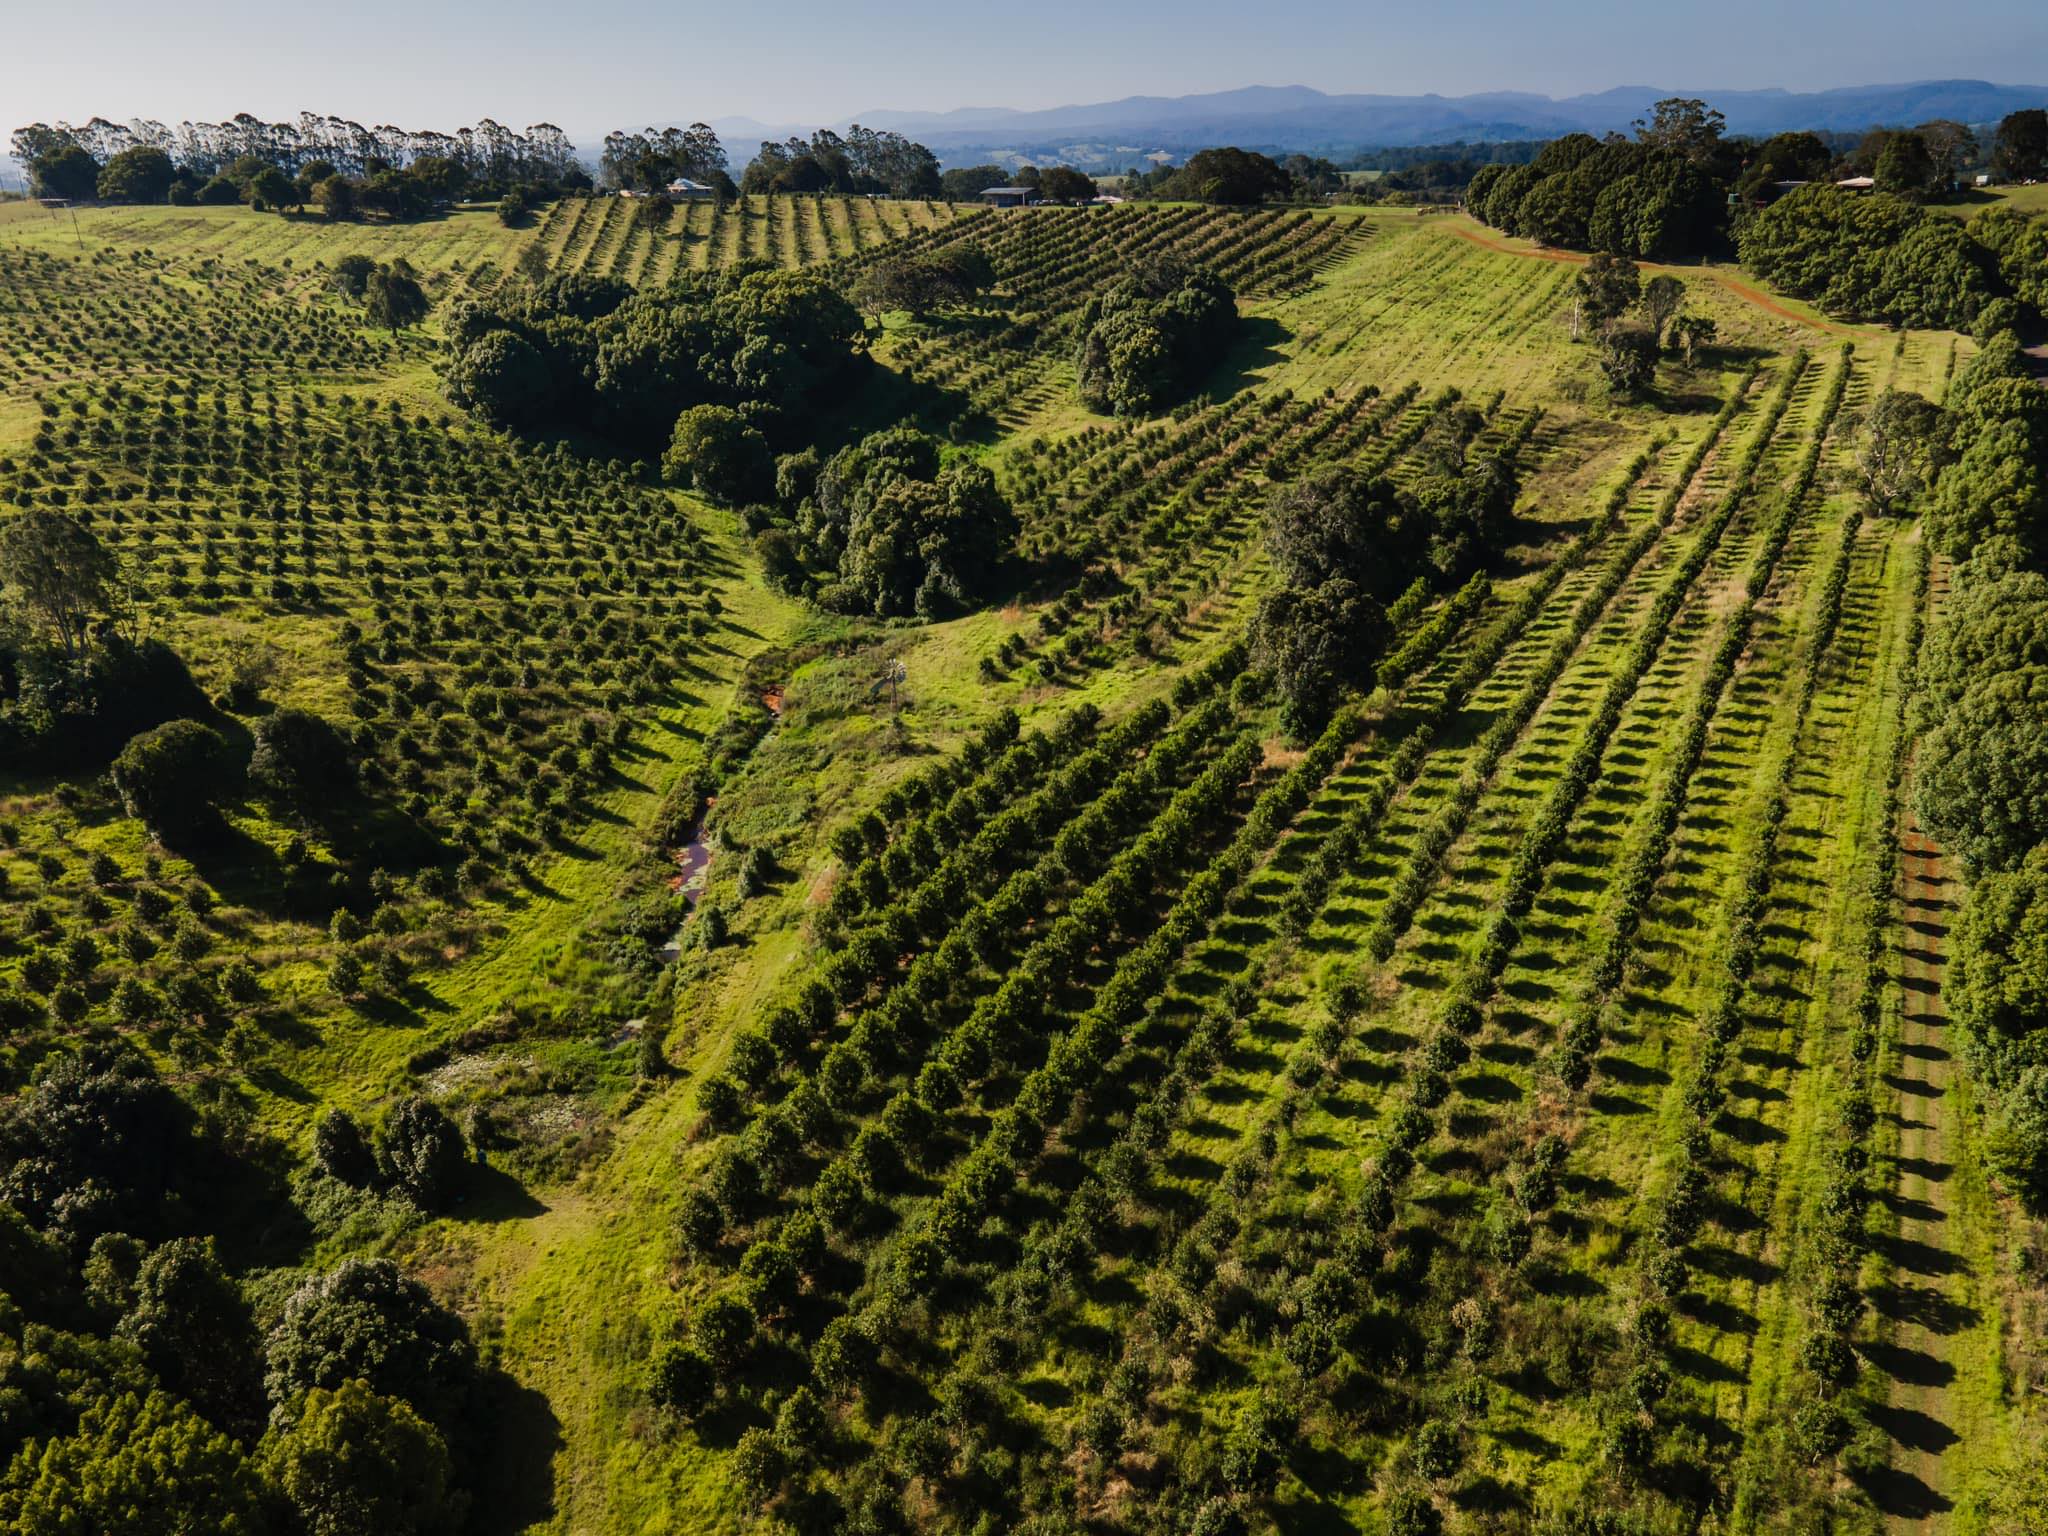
(666, 177, 716, 199)
(1834, 175, 1877, 192)
(979, 186, 1035, 208)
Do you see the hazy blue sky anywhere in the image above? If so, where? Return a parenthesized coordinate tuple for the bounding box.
(11, 0, 2048, 134)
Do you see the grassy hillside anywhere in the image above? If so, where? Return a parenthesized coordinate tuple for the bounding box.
(1, 194, 2042, 1536)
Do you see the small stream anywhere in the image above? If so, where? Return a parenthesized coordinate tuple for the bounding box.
(657, 687, 785, 963)
(658, 810, 716, 963)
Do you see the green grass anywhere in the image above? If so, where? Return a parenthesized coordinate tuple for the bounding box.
(1923, 181, 2048, 219)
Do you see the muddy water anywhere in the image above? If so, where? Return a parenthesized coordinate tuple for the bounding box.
(659, 806, 717, 963)
(658, 685, 784, 963)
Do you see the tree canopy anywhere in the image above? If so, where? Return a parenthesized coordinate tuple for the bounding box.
(739, 126, 940, 199)
(260, 1379, 460, 1536)
(264, 1258, 476, 1432)
(111, 720, 234, 842)
(803, 428, 1018, 618)
(1075, 261, 1238, 416)
(851, 248, 995, 319)
(447, 266, 863, 451)
(1162, 147, 1289, 206)
(1737, 187, 1994, 329)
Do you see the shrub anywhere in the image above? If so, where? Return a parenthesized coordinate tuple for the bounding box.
(378, 1097, 467, 1211)
(250, 708, 353, 810)
(259, 1379, 457, 1536)
(314, 1109, 379, 1188)
(112, 719, 232, 841)
(648, 1341, 715, 1419)
(662, 405, 772, 505)
(691, 1292, 754, 1369)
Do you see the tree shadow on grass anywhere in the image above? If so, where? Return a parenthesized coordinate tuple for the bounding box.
(468, 1368, 564, 1535)
(1852, 1459, 1951, 1524)
(1201, 315, 1294, 400)
(459, 1161, 548, 1223)
(1861, 1339, 1957, 1389)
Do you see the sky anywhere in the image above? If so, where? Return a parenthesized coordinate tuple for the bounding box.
(8, 0, 2048, 139)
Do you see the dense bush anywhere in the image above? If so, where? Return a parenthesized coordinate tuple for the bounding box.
(0, 1045, 192, 1248)
(851, 247, 994, 318)
(1952, 845, 2048, 1088)
(799, 426, 1017, 617)
(1468, 135, 1722, 259)
(1157, 147, 1290, 206)
(116, 1237, 264, 1433)
(260, 1379, 460, 1536)
(378, 1097, 468, 1210)
(112, 719, 233, 841)
(1919, 331, 2048, 1210)
(264, 1258, 476, 1431)
(446, 266, 862, 452)
(1075, 261, 1237, 416)
(663, 405, 773, 505)
(1738, 188, 1994, 329)
(1254, 410, 1520, 735)
(249, 707, 353, 811)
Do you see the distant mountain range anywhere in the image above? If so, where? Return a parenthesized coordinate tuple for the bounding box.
(654, 78, 2048, 171)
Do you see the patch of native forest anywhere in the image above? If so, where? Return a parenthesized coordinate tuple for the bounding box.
(3, 116, 2048, 1536)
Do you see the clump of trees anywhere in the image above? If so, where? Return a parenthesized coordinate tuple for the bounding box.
(0, 508, 208, 767)
(1464, 100, 2048, 326)
(1969, 206, 2048, 317)
(1075, 260, 1238, 416)
(1994, 108, 2048, 182)
(1564, 255, 1712, 395)
(1253, 406, 1520, 734)
(1466, 101, 1730, 259)
(739, 126, 941, 198)
(311, 1101, 470, 1210)
(940, 164, 1010, 201)
(1151, 147, 1292, 205)
(444, 266, 863, 450)
(112, 720, 234, 844)
(1737, 187, 1995, 330)
(664, 406, 773, 505)
(851, 247, 995, 320)
(770, 426, 1019, 617)
(597, 123, 735, 196)
(330, 257, 429, 329)
(0, 1045, 490, 1530)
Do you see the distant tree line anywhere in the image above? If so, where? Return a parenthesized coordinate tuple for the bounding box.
(1460, 100, 2048, 330)
(737, 126, 942, 198)
(10, 112, 586, 213)
(1351, 139, 1550, 173)
(596, 122, 734, 195)
(936, 163, 1100, 202)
